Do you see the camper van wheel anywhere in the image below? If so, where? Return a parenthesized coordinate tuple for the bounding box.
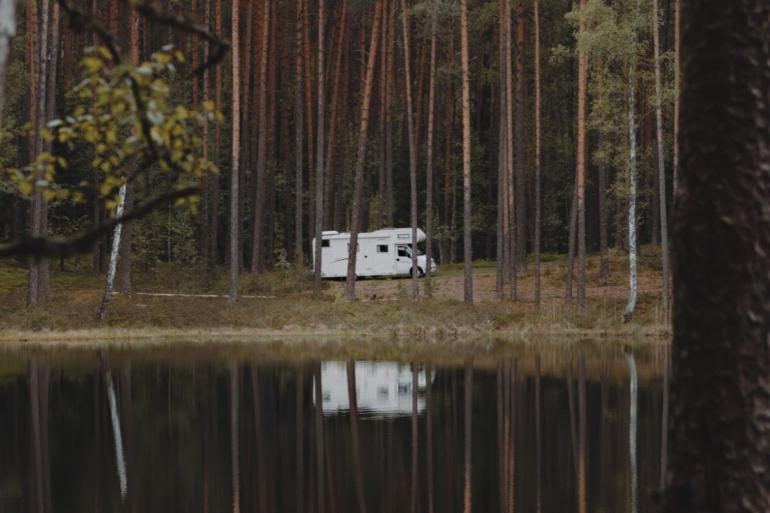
(411, 267, 425, 278)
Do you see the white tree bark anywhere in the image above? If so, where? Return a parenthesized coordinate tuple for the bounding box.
(0, 0, 15, 112)
(625, 348, 638, 513)
(96, 184, 127, 320)
(623, 0, 642, 322)
(105, 367, 128, 499)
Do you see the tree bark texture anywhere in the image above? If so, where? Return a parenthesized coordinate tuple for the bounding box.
(664, 1, 770, 512)
(460, 0, 473, 303)
(229, 0, 241, 302)
(400, 0, 420, 300)
(576, 0, 587, 310)
(344, 0, 383, 301)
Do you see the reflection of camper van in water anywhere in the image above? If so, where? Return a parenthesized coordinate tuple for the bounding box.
(312, 228, 438, 279)
(315, 362, 433, 417)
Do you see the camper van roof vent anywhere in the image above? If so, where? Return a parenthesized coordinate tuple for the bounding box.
(322, 230, 340, 236)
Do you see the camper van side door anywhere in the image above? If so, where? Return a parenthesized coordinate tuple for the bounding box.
(394, 245, 412, 275)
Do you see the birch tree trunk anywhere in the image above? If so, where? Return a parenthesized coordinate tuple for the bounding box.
(651, 0, 670, 309)
(96, 183, 127, 320)
(229, 0, 241, 302)
(344, 0, 383, 301)
(460, 0, 473, 303)
(622, 0, 642, 322)
(399, 0, 420, 299)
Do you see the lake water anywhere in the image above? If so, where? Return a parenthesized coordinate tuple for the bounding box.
(0, 343, 668, 513)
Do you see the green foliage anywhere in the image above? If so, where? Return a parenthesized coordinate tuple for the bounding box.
(4, 45, 220, 213)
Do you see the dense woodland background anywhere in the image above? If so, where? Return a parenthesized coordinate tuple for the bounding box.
(0, 0, 678, 308)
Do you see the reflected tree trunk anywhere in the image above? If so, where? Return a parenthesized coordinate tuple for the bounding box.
(660, 351, 669, 491)
(625, 349, 638, 513)
(29, 358, 44, 513)
(566, 361, 579, 478)
(463, 361, 473, 513)
(314, 364, 325, 513)
(410, 364, 419, 513)
(296, 369, 305, 513)
(426, 365, 434, 513)
(250, 368, 270, 513)
(535, 355, 542, 513)
(577, 356, 587, 513)
(347, 361, 367, 513)
(229, 362, 240, 513)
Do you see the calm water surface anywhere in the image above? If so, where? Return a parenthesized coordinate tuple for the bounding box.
(0, 344, 667, 513)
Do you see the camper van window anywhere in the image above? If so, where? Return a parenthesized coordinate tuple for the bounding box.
(322, 239, 330, 247)
(377, 244, 389, 253)
(397, 246, 410, 257)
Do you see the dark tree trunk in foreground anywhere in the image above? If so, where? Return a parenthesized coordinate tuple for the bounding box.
(533, 0, 542, 305)
(663, 1, 770, 512)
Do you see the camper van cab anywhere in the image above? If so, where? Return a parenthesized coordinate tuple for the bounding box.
(312, 228, 437, 279)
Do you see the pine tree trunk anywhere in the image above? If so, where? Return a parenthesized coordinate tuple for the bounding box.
(399, 0, 420, 300)
(28, 0, 51, 308)
(229, 0, 241, 302)
(576, 0, 588, 310)
(251, 0, 271, 276)
(344, 0, 384, 301)
(323, 0, 348, 228)
(294, 0, 305, 264)
(460, 0, 473, 303)
(651, 0, 670, 308)
(504, 0, 516, 299)
(312, 0, 326, 296)
(119, 8, 140, 294)
(533, 0, 542, 305)
(424, 0, 437, 297)
(672, 0, 680, 195)
(664, 1, 770, 511)
(496, 0, 506, 299)
(515, 0, 527, 270)
(209, 0, 222, 267)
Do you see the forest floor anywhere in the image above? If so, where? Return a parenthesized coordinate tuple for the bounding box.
(0, 246, 670, 344)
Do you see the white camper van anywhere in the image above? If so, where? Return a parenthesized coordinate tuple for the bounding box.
(312, 228, 437, 278)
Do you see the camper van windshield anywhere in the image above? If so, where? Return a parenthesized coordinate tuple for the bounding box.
(406, 244, 424, 256)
